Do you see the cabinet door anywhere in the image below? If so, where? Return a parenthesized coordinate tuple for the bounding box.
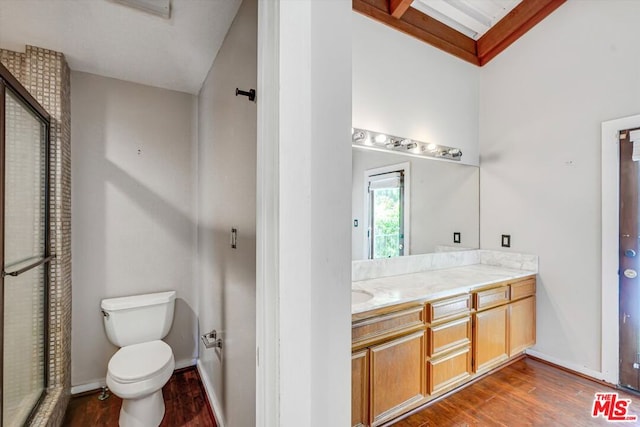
(473, 305, 508, 373)
(352, 350, 369, 427)
(509, 296, 536, 356)
(369, 331, 426, 426)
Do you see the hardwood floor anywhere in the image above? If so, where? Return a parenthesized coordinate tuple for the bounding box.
(65, 358, 640, 426)
(392, 357, 640, 426)
(63, 367, 216, 427)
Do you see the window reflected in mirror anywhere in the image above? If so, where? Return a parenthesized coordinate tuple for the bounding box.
(367, 169, 406, 259)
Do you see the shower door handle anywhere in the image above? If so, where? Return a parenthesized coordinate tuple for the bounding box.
(2, 255, 53, 278)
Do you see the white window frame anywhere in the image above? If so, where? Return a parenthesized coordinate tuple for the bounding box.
(364, 162, 411, 259)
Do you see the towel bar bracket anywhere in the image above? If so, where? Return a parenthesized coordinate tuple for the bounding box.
(201, 330, 223, 349)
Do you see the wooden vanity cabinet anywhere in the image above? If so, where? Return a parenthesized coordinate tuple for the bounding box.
(427, 315, 471, 356)
(472, 276, 537, 373)
(426, 316, 472, 394)
(352, 350, 369, 427)
(425, 294, 472, 395)
(351, 305, 426, 427)
(474, 285, 510, 310)
(369, 331, 426, 425)
(509, 296, 536, 356)
(509, 277, 536, 356)
(426, 293, 471, 323)
(352, 275, 536, 427)
(473, 304, 509, 373)
(510, 277, 536, 301)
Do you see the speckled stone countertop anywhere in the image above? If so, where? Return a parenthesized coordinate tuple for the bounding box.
(352, 263, 535, 315)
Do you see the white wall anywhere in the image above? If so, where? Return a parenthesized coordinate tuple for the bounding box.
(352, 148, 479, 259)
(309, 1, 352, 424)
(71, 72, 198, 388)
(196, 0, 256, 425)
(480, 0, 640, 376)
(263, 0, 352, 425)
(352, 12, 480, 166)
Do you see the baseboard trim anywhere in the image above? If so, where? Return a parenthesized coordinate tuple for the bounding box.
(524, 349, 612, 385)
(525, 351, 616, 388)
(175, 358, 197, 370)
(71, 380, 106, 396)
(197, 359, 225, 427)
(71, 358, 197, 396)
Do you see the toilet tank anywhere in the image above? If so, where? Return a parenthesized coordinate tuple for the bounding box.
(101, 291, 176, 347)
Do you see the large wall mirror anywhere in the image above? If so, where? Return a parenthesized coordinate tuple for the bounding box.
(352, 146, 479, 260)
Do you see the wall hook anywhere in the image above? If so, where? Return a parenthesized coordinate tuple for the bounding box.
(236, 88, 256, 102)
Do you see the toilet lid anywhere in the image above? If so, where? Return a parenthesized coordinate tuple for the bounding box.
(108, 340, 173, 384)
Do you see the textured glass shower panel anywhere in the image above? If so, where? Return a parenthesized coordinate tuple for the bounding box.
(3, 91, 46, 427)
(3, 267, 45, 427)
(4, 90, 46, 266)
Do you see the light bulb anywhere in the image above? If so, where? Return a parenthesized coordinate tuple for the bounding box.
(375, 134, 388, 144)
(352, 130, 366, 142)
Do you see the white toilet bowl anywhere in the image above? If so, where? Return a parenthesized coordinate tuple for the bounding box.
(106, 340, 175, 427)
(101, 291, 177, 427)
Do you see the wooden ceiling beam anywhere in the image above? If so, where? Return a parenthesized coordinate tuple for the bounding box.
(477, 0, 566, 65)
(389, 0, 413, 19)
(353, 0, 567, 67)
(353, 0, 479, 66)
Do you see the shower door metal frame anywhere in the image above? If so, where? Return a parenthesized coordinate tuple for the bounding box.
(0, 61, 51, 425)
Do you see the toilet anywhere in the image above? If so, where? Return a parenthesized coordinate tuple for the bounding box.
(101, 291, 177, 427)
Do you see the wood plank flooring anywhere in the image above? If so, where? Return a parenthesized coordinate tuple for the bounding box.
(65, 358, 640, 426)
(392, 357, 640, 426)
(63, 367, 216, 427)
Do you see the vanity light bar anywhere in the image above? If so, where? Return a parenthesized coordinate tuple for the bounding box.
(351, 128, 462, 161)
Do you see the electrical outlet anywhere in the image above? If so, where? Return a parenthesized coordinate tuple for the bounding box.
(354, 219, 359, 227)
(501, 234, 511, 248)
(453, 232, 461, 244)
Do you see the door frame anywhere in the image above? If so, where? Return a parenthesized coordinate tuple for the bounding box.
(256, 0, 280, 425)
(602, 114, 640, 385)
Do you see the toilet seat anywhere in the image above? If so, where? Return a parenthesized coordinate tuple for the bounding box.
(108, 340, 173, 384)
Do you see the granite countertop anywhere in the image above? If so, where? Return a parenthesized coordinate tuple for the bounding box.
(352, 263, 535, 315)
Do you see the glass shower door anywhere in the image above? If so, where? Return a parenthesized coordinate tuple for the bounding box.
(1, 87, 49, 426)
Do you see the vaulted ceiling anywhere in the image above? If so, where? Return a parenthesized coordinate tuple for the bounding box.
(353, 0, 566, 66)
(0, 0, 567, 95)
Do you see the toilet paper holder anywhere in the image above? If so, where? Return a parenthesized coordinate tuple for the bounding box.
(201, 330, 223, 349)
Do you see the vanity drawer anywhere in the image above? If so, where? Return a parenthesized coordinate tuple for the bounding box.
(427, 346, 472, 395)
(427, 316, 471, 358)
(426, 294, 471, 324)
(510, 277, 536, 301)
(352, 306, 425, 348)
(474, 286, 510, 311)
